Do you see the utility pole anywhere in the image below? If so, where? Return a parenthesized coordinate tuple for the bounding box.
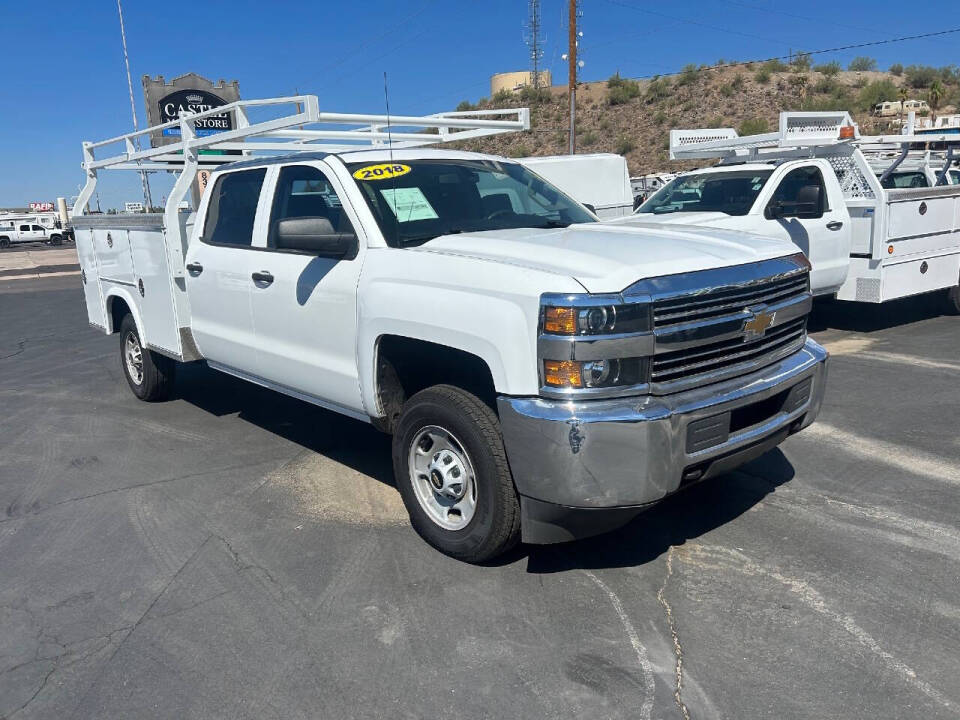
(117, 0, 153, 211)
(567, 0, 577, 154)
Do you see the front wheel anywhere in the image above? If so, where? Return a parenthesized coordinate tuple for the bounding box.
(392, 385, 521, 562)
(49, 234, 62, 246)
(119, 314, 175, 401)
(0, 237, 9, 249)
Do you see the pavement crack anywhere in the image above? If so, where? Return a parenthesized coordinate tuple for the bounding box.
(657, 547, 691, 720)
(583, 570, 656, 720)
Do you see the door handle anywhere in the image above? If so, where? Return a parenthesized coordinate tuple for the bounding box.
(826, 221, 843, 231)
(252, 271, 274, 286)
(186, 262, 203, 275)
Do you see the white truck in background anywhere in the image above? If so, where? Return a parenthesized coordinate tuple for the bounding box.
(0, 214, 68, 248)
(614, 112, 960, 311)
(71, 96, 827, 562)
(517, 153, 634, 219)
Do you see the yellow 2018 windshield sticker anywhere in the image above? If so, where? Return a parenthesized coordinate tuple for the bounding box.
(352, 163, 411, 181)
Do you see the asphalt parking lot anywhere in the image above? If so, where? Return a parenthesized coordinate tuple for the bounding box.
(1, 276, 958, 719)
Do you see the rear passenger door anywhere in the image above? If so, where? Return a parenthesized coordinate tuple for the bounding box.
(247, 162, 366, 416)
(184, 167, 267, 370)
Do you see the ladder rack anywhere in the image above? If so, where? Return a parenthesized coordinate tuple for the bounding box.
(73, 95, 530, 218)
(669, 111, 960, 162)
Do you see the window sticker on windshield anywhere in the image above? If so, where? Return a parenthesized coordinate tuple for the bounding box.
(352, 163, 411, 181)
(380, 187, 439, 222)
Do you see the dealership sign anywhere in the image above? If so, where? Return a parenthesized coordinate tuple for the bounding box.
(159, 89, 233, 137)
(30, 202, 54, 212)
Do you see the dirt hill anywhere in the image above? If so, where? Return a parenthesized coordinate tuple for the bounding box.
(453, 61, 960, 176)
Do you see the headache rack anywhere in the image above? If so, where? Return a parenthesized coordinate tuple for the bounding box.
(73, 94, 529, 275)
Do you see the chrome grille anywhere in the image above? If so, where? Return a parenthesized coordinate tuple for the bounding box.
(653, 274, 809, 328)
(652, 317, 807, 391)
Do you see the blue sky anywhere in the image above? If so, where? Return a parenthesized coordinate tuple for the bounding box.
(1, 0, 957, 209)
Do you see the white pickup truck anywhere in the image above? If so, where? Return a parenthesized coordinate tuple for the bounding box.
(616, 112, 960, 311)
(0, 216, 68, 248)
(71, 96, 828, 561)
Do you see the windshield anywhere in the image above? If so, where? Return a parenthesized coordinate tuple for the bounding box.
(636, 169, 773, 216)
(346, 159, 595, 247)
(949, 169, 960, 185)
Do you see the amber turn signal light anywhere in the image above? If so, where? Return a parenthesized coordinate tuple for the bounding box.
(543, 360, 583, 388)
(839, 125, 855, 140)
(543, 306, 577, 334)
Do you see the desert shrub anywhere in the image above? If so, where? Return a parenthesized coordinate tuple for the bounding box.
(518, 86, 551, 104)
(706, 115, 727, 128)
(645, 76, 671, 101)
(738, 117, 769, 135)
(580, 130, 598, 147)
(813, 76, 840, 95)
(607, 74, 642, 105)
(790, 52, 812, 71)
(730, 74, 745, 91)
(814, 61, 842, 77)
(675, 64, 699, 86)
(762, 59, 788, 73)
(719, 83, 735, 98)
(904, 65, 937, 88)
(653, 110, 668, 125)
(456, 100, 475, 112)
(857, 79, 898, 111)
(889, 63, 903, 76)
(848, 56, 877, 72)
(614, 136, 636, 155)
(492, 88, 514, 104)
(754, 67, 772, 84)
(505, 143, 529, 158)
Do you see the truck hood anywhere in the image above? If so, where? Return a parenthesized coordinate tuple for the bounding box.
(414, 223, 797, 294)
(613, 211, 738, 226)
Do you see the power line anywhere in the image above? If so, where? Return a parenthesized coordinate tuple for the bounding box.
(612, 26, 960, 81)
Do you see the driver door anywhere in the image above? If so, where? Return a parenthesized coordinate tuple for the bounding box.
(762, 165, 850, 294)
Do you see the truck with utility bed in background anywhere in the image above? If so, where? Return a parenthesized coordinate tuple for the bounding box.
(71, 96, 828, 561)
(618, 111, 960, 312)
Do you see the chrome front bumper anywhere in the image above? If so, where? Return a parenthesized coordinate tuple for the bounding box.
(497, 338, 829, 543)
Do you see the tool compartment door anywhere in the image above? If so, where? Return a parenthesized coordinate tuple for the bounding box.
(73, 225, 107, 329)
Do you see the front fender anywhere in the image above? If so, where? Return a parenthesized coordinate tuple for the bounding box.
(356, 248, 584, 417)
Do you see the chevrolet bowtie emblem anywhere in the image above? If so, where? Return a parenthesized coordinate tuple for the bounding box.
(743, 307, 775, 341)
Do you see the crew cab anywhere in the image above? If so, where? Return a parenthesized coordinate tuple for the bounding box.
(0, 218, 66, 248)
(70, 97, 829, 562)
(616, 111, 960, 311)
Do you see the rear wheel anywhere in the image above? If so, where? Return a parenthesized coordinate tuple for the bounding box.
(119, 314, 175, 401)
(392, 385, 520, 562)
(49, 234, 62, 246)
(0, 237, 9, 249)
(946, 285, 960, 315)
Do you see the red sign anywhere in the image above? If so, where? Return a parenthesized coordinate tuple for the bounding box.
(30, 202, 54, 212)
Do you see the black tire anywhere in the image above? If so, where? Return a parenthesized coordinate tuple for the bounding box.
(119, 314, 175, 401)
(50, 234, 63, 246)
(392, 385, 521, 562)
(946, 284, 960, 315)
(0, 237, 9, 249)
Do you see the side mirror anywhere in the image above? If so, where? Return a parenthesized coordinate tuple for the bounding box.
(583, 203, 597, 214)
(275, 217, 358, 259)
(765, 201, 786, 220)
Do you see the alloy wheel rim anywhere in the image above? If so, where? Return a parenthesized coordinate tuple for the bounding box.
(124, 333, 144, 385)
(408, 425, 477, 531)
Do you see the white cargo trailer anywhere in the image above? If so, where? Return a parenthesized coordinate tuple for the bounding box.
(517, 154, 634, 219)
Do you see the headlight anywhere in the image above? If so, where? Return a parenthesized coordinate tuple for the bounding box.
(539, 294, 653, 397)
(541, 300, 650, 336)
(543, 357, 647, 390)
